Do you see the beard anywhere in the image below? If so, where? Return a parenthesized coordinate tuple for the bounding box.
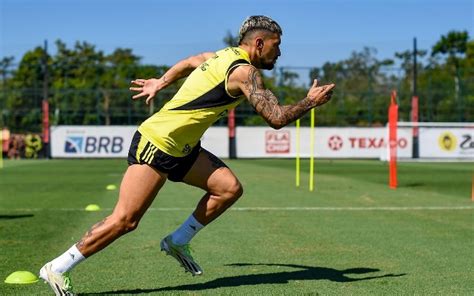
(261, 63, 275, 70)
(260, 58, 277, 70)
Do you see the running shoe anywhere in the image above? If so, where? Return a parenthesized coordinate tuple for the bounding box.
(160, 235, 203, 276)
(39, 263, 74, 296)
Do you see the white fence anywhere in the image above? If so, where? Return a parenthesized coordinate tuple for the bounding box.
(50, 125, 474, 160)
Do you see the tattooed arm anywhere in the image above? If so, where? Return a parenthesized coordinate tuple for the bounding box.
(130, 52, 215, 104)
(229, 65, 335, 129)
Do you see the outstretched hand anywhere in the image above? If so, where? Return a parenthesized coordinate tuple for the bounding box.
(306, 79, 335, 107)
(130, 78, 161, 105)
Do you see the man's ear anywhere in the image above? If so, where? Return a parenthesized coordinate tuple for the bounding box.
(256, 37, 264, 50)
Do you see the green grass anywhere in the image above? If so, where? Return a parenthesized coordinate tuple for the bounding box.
(0, 159, 473, 295)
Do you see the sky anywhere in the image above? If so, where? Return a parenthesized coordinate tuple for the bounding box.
(1, 0, 473, 73)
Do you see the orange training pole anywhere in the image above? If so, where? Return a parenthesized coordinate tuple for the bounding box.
(389, 90, 398, 189)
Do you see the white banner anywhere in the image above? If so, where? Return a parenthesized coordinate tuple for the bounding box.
(51, 126, 136, 158)
(419, 128, 474, 158)
(51, 126, 229, 158)
(236, 127, 412, 158)
(50, 125, 472, 159)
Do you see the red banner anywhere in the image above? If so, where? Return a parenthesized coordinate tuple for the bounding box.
(389, 91, 398, 189)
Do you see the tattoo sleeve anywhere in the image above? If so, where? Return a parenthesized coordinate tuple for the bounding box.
(245, 68, 314, 129)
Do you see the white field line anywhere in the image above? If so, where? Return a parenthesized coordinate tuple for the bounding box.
(2, 206, 474, 212)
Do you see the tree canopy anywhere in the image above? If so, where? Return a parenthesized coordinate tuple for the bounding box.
(0, 31, 472, 132)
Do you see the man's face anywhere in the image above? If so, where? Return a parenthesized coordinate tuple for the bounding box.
(258, 33, 281, 70)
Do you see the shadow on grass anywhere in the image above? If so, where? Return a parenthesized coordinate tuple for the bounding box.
(83, 263, 406, 295)
(404, 182, 425, 187)
(0, 214, 34, 219)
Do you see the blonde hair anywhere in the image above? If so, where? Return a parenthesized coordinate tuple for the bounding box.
(238, 15, 282, 45)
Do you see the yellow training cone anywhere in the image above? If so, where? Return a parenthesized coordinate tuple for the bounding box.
(5, 271, 38, 284)
(106, 184, 117, 191)
(85, 204, 101, 211)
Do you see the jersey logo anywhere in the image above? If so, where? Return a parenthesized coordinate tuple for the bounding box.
(230, 47, 241, 55)
(200, 62, 209, 71)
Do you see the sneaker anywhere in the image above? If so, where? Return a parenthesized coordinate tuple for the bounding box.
(160, 235, 203, 276)
(39, 263, 74, 296)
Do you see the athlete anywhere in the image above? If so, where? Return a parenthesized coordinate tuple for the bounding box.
(39, 15, 335, 295)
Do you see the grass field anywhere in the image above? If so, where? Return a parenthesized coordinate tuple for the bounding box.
(0, 158, 473, 295)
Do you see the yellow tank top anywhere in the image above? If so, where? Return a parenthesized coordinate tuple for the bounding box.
(138, 47, 251, 157)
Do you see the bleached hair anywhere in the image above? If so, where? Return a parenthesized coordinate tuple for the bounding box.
(238, 15, 282, 45)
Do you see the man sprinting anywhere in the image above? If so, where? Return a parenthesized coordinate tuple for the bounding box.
(39, 15, 335, 295)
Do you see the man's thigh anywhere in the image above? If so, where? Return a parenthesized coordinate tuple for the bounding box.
(182, 149, 239, 193)
(113, 164, 167, 218)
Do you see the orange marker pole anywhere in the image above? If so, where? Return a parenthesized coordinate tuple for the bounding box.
(471, 174, 474, 201)
(0, 133, 2, 169)
(295, 119, 300, 187)
(388, 90, 398, 189)
(309, 109, 315, 192)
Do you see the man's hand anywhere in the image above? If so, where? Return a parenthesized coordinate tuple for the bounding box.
(130, 78, 164, 105)
(306, 79, 335, 107)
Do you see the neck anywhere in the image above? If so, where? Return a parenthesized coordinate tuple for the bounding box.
(239, 44, 258, 66)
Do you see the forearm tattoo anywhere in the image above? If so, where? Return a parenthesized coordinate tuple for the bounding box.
(245, 68, 313, 128)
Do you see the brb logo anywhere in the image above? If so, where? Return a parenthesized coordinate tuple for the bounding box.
(65, 137, 84, 153)
(65, 136, 124, 154)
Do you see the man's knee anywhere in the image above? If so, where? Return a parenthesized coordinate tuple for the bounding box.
(222, 179, 244, 202)
(233, 181, 244, 199)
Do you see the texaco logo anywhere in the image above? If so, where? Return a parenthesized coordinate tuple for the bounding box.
(328, 135, 343, 151)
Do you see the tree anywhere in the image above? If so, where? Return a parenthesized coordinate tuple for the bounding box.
(100, 48, 140, 125)
(394, 49, 427, 119)
(1, 32, 472, 131)
(6, 47, 47, 131)
(50, 40, 105, 124)
(310, 47, 393, 126)
(432, 31, 469, 62)
(394, 49, 427, 92)
(223, 30, 239, 47)
(431, 30, 469, 120)
(0, 56, 14, 87)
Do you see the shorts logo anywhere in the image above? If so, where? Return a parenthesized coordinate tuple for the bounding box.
(438, 132, 457, 152)
(65, 136, 84, 153)
(182, 144, 191, 154)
